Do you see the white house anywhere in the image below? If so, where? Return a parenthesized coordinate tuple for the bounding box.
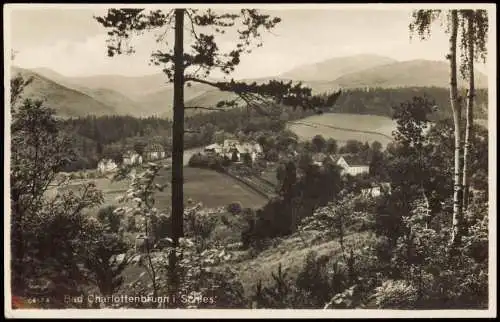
(97, 158, 118, 173)
(217, 140, 263, 162)
(204, 143, 223, 154)
(226, 144, 246, 162)
(220, 139, 237, 159)
(239, 142, 262, 162)
(123, 151, 143, 166)
(144, 143, 166, 161)
(252, 143, 264, 155)
(361, 182, 392, 198)
(223, 139, 239, 148)
(336, 155, 370, 176)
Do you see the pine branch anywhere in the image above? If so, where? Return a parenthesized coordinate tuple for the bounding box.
(185, 106, 230, 111)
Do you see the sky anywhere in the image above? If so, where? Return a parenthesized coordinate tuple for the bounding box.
(6, 5, 491, 79)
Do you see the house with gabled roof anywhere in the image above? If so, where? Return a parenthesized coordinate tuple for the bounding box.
(361, 182, 392, 197)
(223, 139, 239, 149)
(123, 150, 143, 166)
(144, 143, 166, 161)
(204, 143, 223, 154)
(213, 139, 263, 162)
(336, 154, 370, 176)
(97, 158, 118, 174)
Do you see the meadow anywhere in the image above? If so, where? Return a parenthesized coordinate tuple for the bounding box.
(287, 113, 397, 147)
(60, 166, 269, 212)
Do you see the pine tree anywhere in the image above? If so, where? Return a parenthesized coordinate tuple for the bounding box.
(95, 8, 341, 291)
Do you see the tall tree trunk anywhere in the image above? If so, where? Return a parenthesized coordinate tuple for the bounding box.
(449, 10, 464, 247)
(462, 11, 475, 212)
(169, 8, 185, 296)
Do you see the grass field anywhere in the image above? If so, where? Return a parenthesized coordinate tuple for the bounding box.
(230, 230, 376, 298)
(61, 167, 269, 213)
(287, 113, 397, 147)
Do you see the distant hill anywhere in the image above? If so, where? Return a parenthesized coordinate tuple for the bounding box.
(332, 59, 488, 89)
(280, 54, 397, 82)
(138, 83, 213, 118)
(31, 67, 151, 117)
(78, 87, 145, 117)
(14, 57, 489, 118)
(53, 73, 170, 100)
(11, 67, 116, 117)
(31, 67, 216, 117)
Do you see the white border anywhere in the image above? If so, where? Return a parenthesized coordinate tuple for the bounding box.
(3, 3, 497, 319)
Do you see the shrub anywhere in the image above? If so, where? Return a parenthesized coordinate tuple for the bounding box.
(295, 252, 339, 307)
(126, 215, 137, 232)
(150, 213, 171, 243)
(242, 153, 253, 167)
(189, 153, 225, 172)
(241, 199, 295, 249)
(97, 205, 122, 233)
(231, 150, 239, 162)
(188, 153, 204, 167)
(373, 280, 419, 309)
(222, 156, 231, 167)
(266, 149, 279, 162)
(209, 225, 238, 246)
(183, 207, 218, 247)
(226, 202, 242, 215)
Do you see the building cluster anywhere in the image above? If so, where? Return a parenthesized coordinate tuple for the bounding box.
(310, 152, 370, 177)
(310, 152, 390, 197)
(97, 143, 168, 174)
(203, 139, 264, 163)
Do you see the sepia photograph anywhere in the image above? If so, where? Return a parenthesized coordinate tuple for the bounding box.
(4, 3, 496, 319)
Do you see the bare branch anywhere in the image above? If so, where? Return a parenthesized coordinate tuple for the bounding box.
(185, 10, 201, 42)
(156, 9, 175, 43)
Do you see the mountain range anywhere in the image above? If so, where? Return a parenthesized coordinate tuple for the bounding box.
(10, 54, 488, 118)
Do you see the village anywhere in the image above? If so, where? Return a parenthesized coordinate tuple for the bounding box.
(97, 142, 167, 173)
(96, 136, 390, 201)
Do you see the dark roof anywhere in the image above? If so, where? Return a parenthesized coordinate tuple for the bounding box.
(340, 155, 369, 167)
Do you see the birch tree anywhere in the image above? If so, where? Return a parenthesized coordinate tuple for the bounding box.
(459, 9, 488, 212)
(409, 9, 461, 246)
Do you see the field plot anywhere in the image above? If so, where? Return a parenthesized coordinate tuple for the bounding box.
(153, 167, 269, 209)
(59, 167, 269, 212)
(287, 113, 397, 147)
